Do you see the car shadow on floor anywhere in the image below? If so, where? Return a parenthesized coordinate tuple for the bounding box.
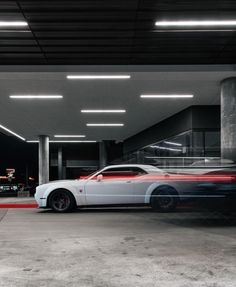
(159, 210, 236, 227)
(38, 207, 236, 227)
(39, 206, 152, 214)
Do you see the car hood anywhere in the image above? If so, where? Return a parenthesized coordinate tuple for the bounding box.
(49, 179, 77, 184)
(37, 179, 86, 190)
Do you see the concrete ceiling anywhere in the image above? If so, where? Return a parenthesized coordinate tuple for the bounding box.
(0, 65, 236, 142)
(1, 1, 236, 65)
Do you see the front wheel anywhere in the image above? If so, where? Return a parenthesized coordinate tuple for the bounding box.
(49, 189, 76, 213)
(150, 186, 178, 212)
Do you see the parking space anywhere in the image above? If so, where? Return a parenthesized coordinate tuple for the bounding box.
(0, 208, 236, 287)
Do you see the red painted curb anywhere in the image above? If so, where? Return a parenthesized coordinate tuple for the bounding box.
(0, 204, 38, 208)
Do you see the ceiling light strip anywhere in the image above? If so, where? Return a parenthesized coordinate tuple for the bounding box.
(54, 135, 86, 138)
(164, 141, 182, 146)
(0, 124, 25, 141)
(86, 123, 124, 127)
(155, 20, 236, 27)
(27, 140, 96, 143)
(81, 110, 126, 113)
(0, 21, 28, 27)
(154, 29, 236, 32)
(50, 140, 96, 143)
(150, 145, 182, 152)
(67, 75, 130, 80)
(140, 94, 194, 98)
(0, 30, 31, 33)
(10, 95, 63, 99)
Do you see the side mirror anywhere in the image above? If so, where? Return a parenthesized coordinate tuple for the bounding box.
(97, 174, 103, 182)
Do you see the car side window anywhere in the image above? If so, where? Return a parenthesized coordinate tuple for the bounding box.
(129, 167, 147, 175)
(100, 167, 147, 177)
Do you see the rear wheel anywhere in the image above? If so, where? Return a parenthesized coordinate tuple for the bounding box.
(49, 189, 76, 213)
(150, 186, 178, 212)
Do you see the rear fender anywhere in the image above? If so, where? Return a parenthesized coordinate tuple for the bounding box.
(144, 182, 178, 204)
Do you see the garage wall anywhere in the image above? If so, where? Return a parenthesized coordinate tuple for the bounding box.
(123, 105, 220, 154)
(192, 105, 220, 130)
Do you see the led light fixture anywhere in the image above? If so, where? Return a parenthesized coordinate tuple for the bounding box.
(86, 123, 124, 127)
(50, 140, 96, 143)
(54, 135, 86, 138)
(0, 21, 28, 27)
(10, 95, 63, 99)
(0, 124, 25, 141)
(67, 75, 130, 80)
(140, 94, 194, 98)
(27, 140, 96, 143)
(164, 141, 182, 147)
(150, 145, 182, 152)
(155, 20, 236, 27)
(154, 29, 236, 32)
(81, 110, 126, 113)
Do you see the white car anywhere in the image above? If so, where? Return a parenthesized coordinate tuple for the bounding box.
(35, 164, 235, 213)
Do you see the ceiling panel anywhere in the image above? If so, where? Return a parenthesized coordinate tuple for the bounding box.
(0, 67, 235, 141)
(0, 0, 234, 64)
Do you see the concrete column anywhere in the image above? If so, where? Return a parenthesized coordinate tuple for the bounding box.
(38, 135, 49, 185)
(62, 166, 67, 179)
(58, 146, 63, 180)
(221, 77, 236, 162)
(136, 151, 144, 164)
(99, 141, 107, 169)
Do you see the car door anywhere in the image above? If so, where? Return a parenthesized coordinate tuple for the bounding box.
(84, 167, 135, 205)
(129, 167, 151, 204)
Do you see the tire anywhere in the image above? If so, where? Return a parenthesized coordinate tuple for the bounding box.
(150, 185, 178, 212)
(49, 189, 76, 213)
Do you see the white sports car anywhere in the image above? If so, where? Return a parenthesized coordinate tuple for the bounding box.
(35, 164, 236, 212)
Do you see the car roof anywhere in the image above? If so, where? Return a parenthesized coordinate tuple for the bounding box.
(103, 164, 159, 170)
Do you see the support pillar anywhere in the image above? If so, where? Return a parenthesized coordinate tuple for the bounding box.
(99, 141, 107, 169)
(221, 77, 236, 162)
(38, 135, 49, 185)
(58, 146, 63, 180)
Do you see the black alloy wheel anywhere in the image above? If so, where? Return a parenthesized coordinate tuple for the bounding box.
(151, 186, 178, 212)
(49, 190, 75, 212)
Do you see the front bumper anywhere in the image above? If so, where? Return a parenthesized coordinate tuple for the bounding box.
(34, 192, 47, 208)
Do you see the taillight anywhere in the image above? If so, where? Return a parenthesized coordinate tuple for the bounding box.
(230, 176, 236, 182)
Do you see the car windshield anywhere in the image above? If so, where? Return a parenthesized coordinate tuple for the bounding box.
(87, 170, 99, 177)
(86, 169, 102, 180)
(75, 169, 101, 180)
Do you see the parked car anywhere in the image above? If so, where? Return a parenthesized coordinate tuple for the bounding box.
(35, 164, 236, 212)
(0, 183, 18, 197)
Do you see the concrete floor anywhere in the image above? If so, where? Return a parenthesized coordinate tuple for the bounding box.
(0, 207, 236, 287)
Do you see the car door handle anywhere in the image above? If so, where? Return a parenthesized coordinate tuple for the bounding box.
(126, 181, 132, 183)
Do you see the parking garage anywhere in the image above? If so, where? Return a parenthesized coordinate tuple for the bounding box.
(1, 1, 236, 286)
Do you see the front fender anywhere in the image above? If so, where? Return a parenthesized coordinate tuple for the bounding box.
(42, 183, 84, 207)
